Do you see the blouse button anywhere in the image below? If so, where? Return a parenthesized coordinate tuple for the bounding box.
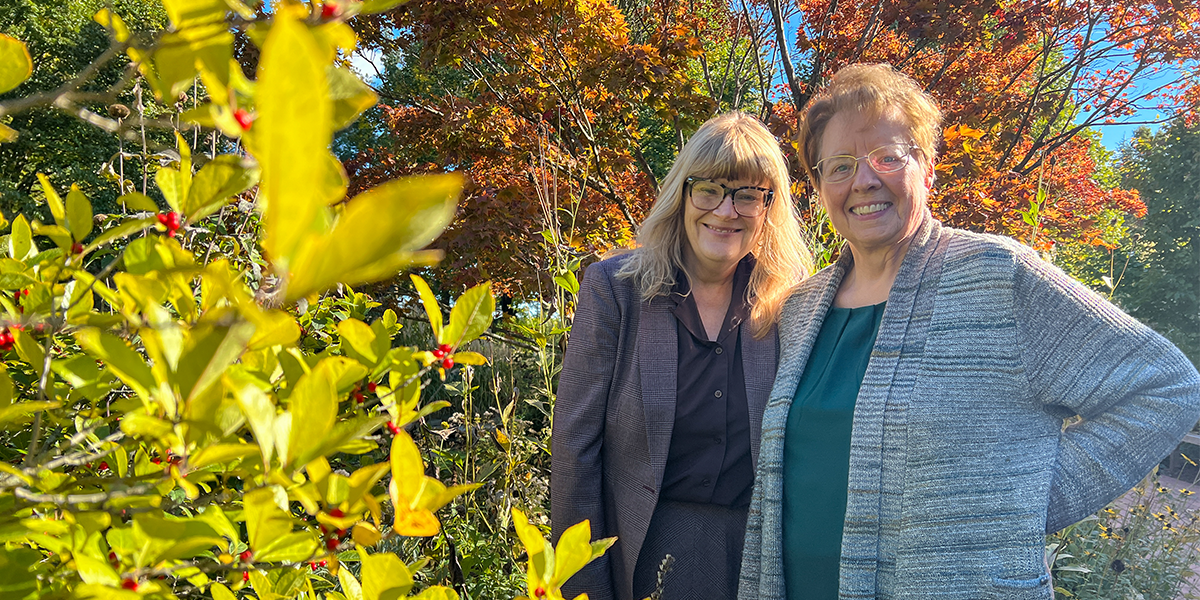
(714, 390, 723, 398)
(701, 478, 712, 487)
(714, 347, 723, 355)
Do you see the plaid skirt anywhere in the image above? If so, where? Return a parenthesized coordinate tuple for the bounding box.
(631, 500, 749, 600)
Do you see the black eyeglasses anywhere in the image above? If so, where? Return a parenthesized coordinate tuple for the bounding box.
(813, 143, 919, 183)
(685, 177, 774, 218)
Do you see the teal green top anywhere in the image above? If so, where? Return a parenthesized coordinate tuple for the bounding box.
(781, 302, 885, 600)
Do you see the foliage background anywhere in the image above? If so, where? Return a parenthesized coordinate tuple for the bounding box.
(1, 0, 1199, 599)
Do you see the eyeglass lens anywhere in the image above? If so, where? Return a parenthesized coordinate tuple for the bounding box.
(689, 180, 767, 216)
(817, 144, 912, 183)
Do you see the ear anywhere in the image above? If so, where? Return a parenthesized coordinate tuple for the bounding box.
(922, 159, 936, 189)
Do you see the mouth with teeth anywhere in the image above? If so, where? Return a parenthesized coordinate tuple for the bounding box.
(703, 223, 743, 234)
(849, 202, 892, 216)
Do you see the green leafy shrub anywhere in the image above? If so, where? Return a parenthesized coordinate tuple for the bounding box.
(0, 3, 607, 600)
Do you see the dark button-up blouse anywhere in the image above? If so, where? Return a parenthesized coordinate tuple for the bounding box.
(659, 256, 755, 507)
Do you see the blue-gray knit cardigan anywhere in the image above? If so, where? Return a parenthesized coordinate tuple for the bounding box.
(738, 214, 1200, 600)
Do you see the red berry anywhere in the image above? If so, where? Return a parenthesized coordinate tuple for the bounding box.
(534, 587, 546, 598)
(98, 461, 109, 471)
(320, 1, 339, 19)
(310, 562, 319, 571)
(233, 109, 254, 131)
(156, 213, 169, 225)
(108, 551, 117, 562)
(386, 422, 400, 435)
(239, 550, 252, 562)
(328, 508, 344, 518)
(324, 537, 338, 550)
(167, 212, 181, 229)
(353, 392, 364, 403)
(242, 571, 250, 582)
(441, 357, 454, 370)
(367, 382, 377, 393)
(121, 578, 138, 591)
(71, 242, 83, 254)
(21, 289, 28, 297)
(150, 457, 161, 465)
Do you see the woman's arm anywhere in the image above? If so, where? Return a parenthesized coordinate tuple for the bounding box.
(1011, 249, 1200, 533)
(552, 261, 623, 600)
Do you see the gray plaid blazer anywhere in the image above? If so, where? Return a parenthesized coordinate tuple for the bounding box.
(551, 253, 778, 600)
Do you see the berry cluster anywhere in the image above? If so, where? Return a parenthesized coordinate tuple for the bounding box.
(0, 329, 14, 351)
(350, 380, 377, 404)
(157, 212, 182, 238)
(432, 343, 454, 369)
(309, 559, 328, 571)
(319, 508, 349, 551)
(13, 288, 29, 312)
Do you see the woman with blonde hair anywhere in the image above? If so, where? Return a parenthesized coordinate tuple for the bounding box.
(738, 63, 1200, 600)
(552, 111, 813, 600)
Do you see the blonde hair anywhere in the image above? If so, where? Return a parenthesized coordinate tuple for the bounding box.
(798, 63, 943, 183)
(616, 111, 813, 338)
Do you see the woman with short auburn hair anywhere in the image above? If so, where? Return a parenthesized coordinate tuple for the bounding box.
(552, 111, 812, 600)
(737, 63, 1200, 600)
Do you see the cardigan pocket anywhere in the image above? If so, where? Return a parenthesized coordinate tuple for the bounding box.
(989, 572, 1053, 600)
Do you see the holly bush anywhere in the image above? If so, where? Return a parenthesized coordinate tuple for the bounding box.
(0, 2, 607, 600)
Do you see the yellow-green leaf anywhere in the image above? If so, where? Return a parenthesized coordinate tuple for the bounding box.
(184, 154, 258, 221)
(359, 0, 411, 15)
(153, 23, 233, 100)
(93, 8, 130, 43)
(226, 371, 276, 466)
(176, 321, 255, 403)
(190, 443, 258, 470)
(410, 274, 442, 342)
(328, 66, 378, 131)
(244, 486, 292, 554)
(162, 0, 227, 28)
(85, 217, 157, 253)
(338, 318, 380, 365)
(284, 175, 461, 301)
(118, 192, 160, 212)
(31, 223, 70, 250)
(410, 588, 460, 600)
(450, 351, 487, 366)
(156, 167, 186, 213)
(75, 329, 156, 400)
(0, 34, 32, 94)
(66, 184, 94, 241)
(287, 360, 339, 466)
(0, 122, 17, 143)
(360, 554, 413, 600)
(257, 11, 333, 269)
(8, 214, 33, 260)
(36, 174, 66, 226)
(443, 282, 494, 348)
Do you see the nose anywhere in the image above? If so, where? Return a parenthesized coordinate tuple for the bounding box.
(851, 158, 882, 193)
(711, 192, 740, 218)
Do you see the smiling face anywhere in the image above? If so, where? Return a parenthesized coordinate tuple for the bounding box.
(816, 109, 933, 259)
(681, 176, 769, 280)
